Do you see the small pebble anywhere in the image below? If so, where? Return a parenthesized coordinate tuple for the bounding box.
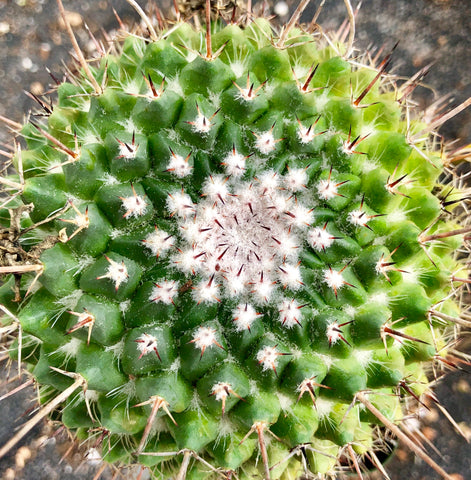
(422, 425, 437, 441)
(15, 445, 32, 469)
(274, 1, 289, 17)
(3, 468, 16, 480)
(39, 43, 51, 61)
(427, 407, 440, 423)
(21, 57, 33, 71)
(455, 379, 470, 394)
(0, 21, 10, 36)
(395, 447, 409, 462)
(30, 81, 44, 95)
(59, 11, 83, 29)
(437, 34, 448, 46)
(86, 447, 103, 466)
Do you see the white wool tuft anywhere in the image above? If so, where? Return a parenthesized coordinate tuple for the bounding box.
(233, 303, 261, 331)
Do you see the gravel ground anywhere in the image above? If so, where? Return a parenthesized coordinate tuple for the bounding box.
(0, 1, 470, 479)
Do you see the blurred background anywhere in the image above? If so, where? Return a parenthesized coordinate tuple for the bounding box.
(0, 0, 470, 478)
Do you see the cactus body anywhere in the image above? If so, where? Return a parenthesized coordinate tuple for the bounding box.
(0, 3, 468, 479)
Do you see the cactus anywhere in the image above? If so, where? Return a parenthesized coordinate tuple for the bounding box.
(0, 0, 470, 478)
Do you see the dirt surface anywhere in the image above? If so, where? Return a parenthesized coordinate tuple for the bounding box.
(0, 1, 470, 479)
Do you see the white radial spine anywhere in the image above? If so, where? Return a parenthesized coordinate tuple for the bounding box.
(284, 167, 308, 192)
(277, 263, 303, 290)
(166, 190, 195, 218)
(144, 227, 174, 257)
(323, 268, 345, 291)
(308, 225, 335, 251)
(97, 256, 129, 291)
(190, 326, 224, 356)
(166, 150, 192, 178)
(318, 178, 339, 200)
(135, 333, 160, 359)
(278, 298, 304, 328)
(233, 303, 262, 331)
(150, 280, 179, 304)
(256, 345, 286, 374)
(120, 188, 147, 219)
(223, 148, 246, 176)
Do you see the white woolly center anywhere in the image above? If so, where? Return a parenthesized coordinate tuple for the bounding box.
(84, 389, 99, 402)
(167, 153, 192, 177)
(318, 178, 339, 200)
(344, 305, 356, 316)
(278, 298, 303, 328)
(387, 209, 407, 223)
(292, 63, 310, 81)
(256, 345, 280, 372)
(192, 112, 212, 133)
(255, 131, 277, 154)
(98, 257, 128, 290)
(369, 292, 389, 305)
(203, 175, 230, 202)
(119, 300, 131, 313)
(193, 277, 220, 304)
(150, 280, 179, 304)
(326, 322, 342, 344)
(136, 333, 159, 357)
(230, 61, 246, 78)
(144, 228, 174, 257)
(118, 142, 138, 159)
(403, 266, 419, 284)
(57, 337, 82, 358)
(354, 349, 373, 367)
(348, 209, 369, 227)
(323, 268, 344, 290)
(73, 212, 89, 229)
(191, 326, 219, 351)
(124, 81, 141, 96)
(166, 191, 195, 218)
(276, 392, 293, 410)
(211, 382, 231, 401)
(223, 149, 246, 176)
(315, 398, 335, 417)
(308, 226, 335, 251)
(375, 258, 388, 275)
(236, 87, 257, 101)
(121, 194, 147, 219)
(233, 303, 261, 331)
(169, 176, 311, 301)
(278, 263, 303, 290)
(284, 168, 308, 191)
(297, 124, 316, 144)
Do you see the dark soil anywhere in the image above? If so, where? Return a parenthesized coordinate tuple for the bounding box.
(0, 1, 469, 479)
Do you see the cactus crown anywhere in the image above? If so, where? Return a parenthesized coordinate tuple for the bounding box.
(0, 1, 469, 479)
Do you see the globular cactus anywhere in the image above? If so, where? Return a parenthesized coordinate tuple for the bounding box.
(0, 0, 470, 479)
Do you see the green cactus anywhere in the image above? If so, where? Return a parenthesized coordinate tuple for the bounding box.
(0, 0, 469, 479)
